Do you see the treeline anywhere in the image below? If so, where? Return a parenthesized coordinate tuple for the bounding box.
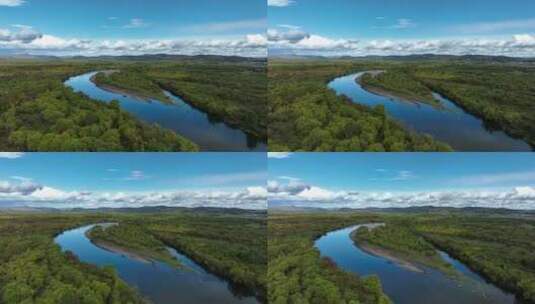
(413, 215, 535, 303)
(0, 61, 197, 151)
(268, 60, 451, 151)
(143, 211, 267, 301)
(88, 224, 181, 267)
(268, 212, 391, 304)
(93, 69, 171, 102)
(0, 209, 267, 304)
(0, 213, 144, 304)
(359, 71, 437, 104)
(360, 62, 535, 148)
(92, 59, 267, 141)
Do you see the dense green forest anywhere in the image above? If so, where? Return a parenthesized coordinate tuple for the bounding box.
(268, 60, 452, 151)
(92, 58, 267, 140)
(0, 208, 267, 304)
(268, 212, 391, 304)
(359, 71, 438, 105)
(0, 213, 144, 304)
(88, 209, 268, 302)
(88, 224, 181, 268)
(93, 70, 171, 103)
(353, 60, 535, 148)
(353, 223, 454, 275)
(412, 214, 535, 302)
(0, 60, 197, 151)
(272, 209, 535, 304)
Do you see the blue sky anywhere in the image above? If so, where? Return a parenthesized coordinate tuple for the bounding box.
(0, 0, 267, 56)
(268, 0, 535, 57)
(268, 152, 535, 209)
(0, 152, 267, 209)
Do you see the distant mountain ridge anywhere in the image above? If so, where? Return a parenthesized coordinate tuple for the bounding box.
(0, 205, 267, 215)
(0, 53, 266, 62)
(269, 53, 535, 63)
(269, 205, 535, 215)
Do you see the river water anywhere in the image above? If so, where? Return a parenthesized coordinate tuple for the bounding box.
(64, 72, 266, 151)
(54, 224, 259, 304)
(328, 72, 531, 151)
(315, 224, 520, 304)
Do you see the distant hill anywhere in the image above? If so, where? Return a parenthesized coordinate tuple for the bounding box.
(0, 205, 266, 216)
(269, 53, 535, 64)
(0, 53, 266, 62)
(269, 205, 535, 217)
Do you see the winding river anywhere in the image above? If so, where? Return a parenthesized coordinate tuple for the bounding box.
(64, 72, 266, 152)
(315, 224, 521, 304)
(328, 72, 531, 151)
(54, 224, 259, 304)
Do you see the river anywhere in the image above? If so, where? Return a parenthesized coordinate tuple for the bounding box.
(54, 224, 259, 304)
(328, 72, 531, 151)
(64, 72, 266, 152)
(315, 224, 521, 304)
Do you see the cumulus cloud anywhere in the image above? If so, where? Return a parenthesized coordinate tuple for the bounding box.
(0, 0, 24, 6)
(268, 28, 310, 43)
(268, 28, 535, 57)
(0, 31, 267, 57)
(0, 179, 266, 210)
(0, 25, 42, 43)
(269, 28, 359, 51)
(268, 0, 295, 7)
(268, 179, 535, 210)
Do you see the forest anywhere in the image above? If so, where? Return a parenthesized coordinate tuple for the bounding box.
(268, 209, 535, 304)
(91, 57, 267, 141)
(0, 60, 198, 151)
(358, 61, 535, 147)
(0, 208, 267, 304)
(268, 212, 391, 304)
(0, 56, 266, 151)
(353, 222, 455, 275)
(359, 71, 438, 105)
(268, 59, 452, 152)
(270, 57, 535, 151)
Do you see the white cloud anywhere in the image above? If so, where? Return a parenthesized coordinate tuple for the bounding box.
(0, 31, 267, 57)
(268, 0, 295, 7)
(0, 152, 24, 159)
(268, 180, 535, 210)
(267, 152, 293, 159)
(123, 18, 149, 29)
(0, 179, 266, 210)
(268, 29, 535, 57)
(0, 25, 42, 43)
(0, 0, 24, 6)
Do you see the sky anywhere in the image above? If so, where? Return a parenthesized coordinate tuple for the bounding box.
(268, 0, 535, 57)
(0, 152, 267, 209)
(0, 0, 267, 56)
(268, 152, 535, 210)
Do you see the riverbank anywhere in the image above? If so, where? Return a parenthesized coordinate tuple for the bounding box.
(90, 71, 173, 104)
(357, 72, 444, 109)
(352, 234, 424, 273)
